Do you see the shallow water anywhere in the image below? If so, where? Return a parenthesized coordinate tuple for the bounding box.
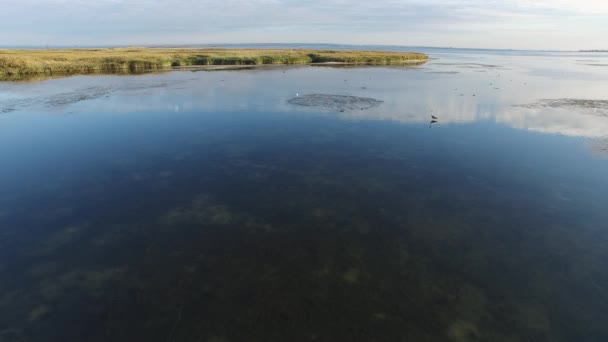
(1, 49, 608, 342)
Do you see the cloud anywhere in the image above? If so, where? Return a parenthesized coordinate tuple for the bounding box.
(1, 0, 607, 49)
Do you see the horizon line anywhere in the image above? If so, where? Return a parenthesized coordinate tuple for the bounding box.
(0, 42, 603, 53)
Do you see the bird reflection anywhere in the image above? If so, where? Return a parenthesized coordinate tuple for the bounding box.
(430, 113, 438, 128)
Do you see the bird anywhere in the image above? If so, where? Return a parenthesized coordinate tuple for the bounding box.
(431, 114, 438, 120)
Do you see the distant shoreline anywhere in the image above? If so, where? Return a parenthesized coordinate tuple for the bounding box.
(0, 43, 587, 53)
(0, 47, 428, 81)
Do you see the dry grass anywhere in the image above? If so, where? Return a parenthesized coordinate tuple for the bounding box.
(0, 48, 428, 80)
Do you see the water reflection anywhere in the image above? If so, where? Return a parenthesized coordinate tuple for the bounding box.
(1, 50, 608, 341)
(2, 53, 607, 141)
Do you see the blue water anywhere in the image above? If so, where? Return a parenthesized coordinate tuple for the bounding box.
(1, 49, 608, 341)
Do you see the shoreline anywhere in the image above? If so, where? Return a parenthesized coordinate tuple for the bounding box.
(0, 48, 428, 81)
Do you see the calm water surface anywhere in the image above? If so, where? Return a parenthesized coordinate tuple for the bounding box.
(1, 49, 608, 341)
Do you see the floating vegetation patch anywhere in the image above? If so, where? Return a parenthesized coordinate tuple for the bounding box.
(515, 99, 608, 117)
(0, 81, 177, 112)
(287, 94, 384, 112)
(0, 98, 24, 114)
(426, 71, 460, 74)
(590, 139, 608, 158)
(45, 87, 111, 107)
(432, 62, 504, 69)
(186, 65, 258, 72)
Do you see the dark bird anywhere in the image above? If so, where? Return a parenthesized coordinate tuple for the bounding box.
(431, 115, 438, 120)
(429, 120, 438, 128)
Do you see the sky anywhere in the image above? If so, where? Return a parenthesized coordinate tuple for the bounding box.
(1, 0, 607, 50)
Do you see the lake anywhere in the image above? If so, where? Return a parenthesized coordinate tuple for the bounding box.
(1, 47, 608, 342)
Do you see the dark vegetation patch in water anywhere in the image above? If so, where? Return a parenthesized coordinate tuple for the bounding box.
(515, 99, 608, 116)
(0, 81, 177, 112)
(1, 115, 607, 342)
(590, 139, 608, 158)
(287, 94, 384, 112)
(186, 65, 258, 72)
(432, 62, 505, 69)
(45, 87, 112, 107)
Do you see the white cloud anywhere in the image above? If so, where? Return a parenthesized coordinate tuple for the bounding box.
(1, 0, 607, 49)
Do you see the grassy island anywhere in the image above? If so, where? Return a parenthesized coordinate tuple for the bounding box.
(0, 48, 428, 81)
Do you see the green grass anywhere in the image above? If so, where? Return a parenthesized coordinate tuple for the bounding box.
(0, 48, 428, 80)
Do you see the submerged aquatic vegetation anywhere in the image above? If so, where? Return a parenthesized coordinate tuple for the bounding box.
(0, 48, 428, 80)
(1, 55, 608, 341)
(28, 225, 87, 257)
(161, 194, 236, 226)
(447, 320, 480, 342)
(39, 268, 126, 301)
(27, 305, 51, 322)
(341, 267, 361, 283)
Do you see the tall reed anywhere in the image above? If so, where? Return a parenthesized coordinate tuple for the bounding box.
(0, 48, 428, 80)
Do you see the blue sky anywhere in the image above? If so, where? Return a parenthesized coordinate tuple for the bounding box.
(1, 0, 607, 50)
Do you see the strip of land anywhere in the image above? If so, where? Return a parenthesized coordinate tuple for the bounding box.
(0, 48, 428, 81)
